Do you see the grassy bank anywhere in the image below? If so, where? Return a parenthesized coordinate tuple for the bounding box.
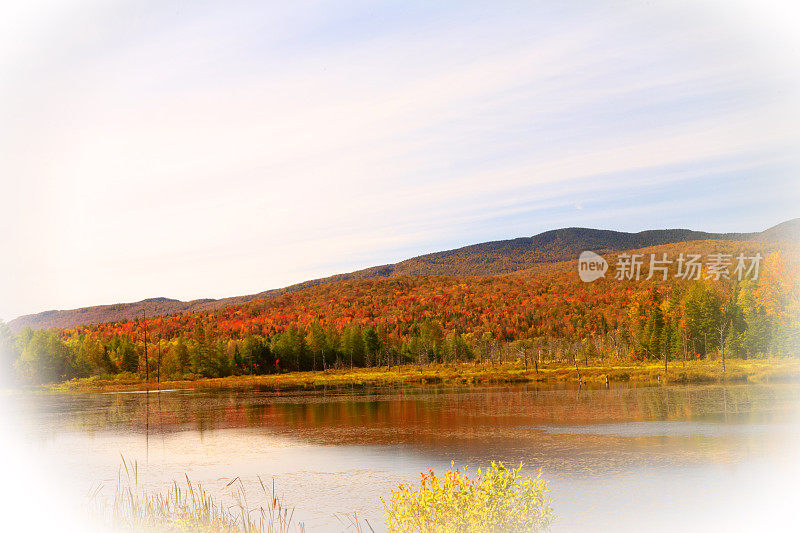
(92, 458, 552, 532)
(48, 357, 800, 393)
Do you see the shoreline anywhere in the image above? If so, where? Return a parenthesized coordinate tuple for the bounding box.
(45, 358, 800, 393)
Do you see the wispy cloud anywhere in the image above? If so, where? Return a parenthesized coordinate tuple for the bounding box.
(1, 1, 798, 319)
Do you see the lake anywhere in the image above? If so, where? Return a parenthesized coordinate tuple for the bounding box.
(12, 382, 800, 531)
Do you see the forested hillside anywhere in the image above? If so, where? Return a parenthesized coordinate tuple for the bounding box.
(5, 237, 798, 385)
(9, 219, 798, 332)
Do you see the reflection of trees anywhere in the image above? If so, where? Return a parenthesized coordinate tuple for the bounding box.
(38, 383, 797, 433)
(29, 383, 799, 474)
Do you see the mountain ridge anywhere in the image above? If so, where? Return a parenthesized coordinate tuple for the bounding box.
(9, 218, 797, 332)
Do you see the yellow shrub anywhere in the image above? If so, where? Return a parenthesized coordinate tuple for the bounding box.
(383, 462, 553, 532)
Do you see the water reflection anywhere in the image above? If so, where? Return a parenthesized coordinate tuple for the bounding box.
(17, 383, 800, 531)
(36, 383, 799, 435)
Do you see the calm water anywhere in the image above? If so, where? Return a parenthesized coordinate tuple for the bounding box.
(14, 382, 800, 531)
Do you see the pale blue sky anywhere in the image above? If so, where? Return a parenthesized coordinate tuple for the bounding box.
(1, 1, 798, 320)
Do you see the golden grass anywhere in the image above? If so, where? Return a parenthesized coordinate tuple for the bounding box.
(90, 456, 298, 533)
(49, 357, 800, 393)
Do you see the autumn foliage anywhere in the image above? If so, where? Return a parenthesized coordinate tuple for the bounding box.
(5, 243, 798, 384)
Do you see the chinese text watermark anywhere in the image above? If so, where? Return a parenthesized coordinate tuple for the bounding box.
(578, 252, 763, 282)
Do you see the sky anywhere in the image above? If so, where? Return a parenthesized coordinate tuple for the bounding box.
(1, 0, 799, 321)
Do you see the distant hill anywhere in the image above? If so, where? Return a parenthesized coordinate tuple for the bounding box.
(754, 218, 800, 242)
(9, 218, 798, 332)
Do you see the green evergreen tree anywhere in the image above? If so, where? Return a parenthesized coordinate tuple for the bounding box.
(15, 330, 69, 384)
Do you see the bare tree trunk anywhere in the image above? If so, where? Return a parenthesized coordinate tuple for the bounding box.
(682, 330, 687, 368)
(611, 330, 623, 364)
(608, 332, 615, 366)
(719, 322, 728, 374)
(157, 318, 162, 384)
(585, 336, 590, 367)
(704, 332, 708, 359)
(143, 311, 148, 383)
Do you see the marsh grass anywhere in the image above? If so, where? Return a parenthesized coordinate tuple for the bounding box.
(92, 456, 300, 532)
(53, 357, 800, 394)
(89, 459, 552, 532)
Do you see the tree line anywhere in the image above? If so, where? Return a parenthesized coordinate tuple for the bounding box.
(2, 252, 797, 384)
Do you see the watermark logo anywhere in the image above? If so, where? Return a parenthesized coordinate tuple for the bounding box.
(578, 251, 763, 282)
(578, 251, 608, 282)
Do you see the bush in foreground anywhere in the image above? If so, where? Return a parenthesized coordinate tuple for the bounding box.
(383, 462, 553, 532)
